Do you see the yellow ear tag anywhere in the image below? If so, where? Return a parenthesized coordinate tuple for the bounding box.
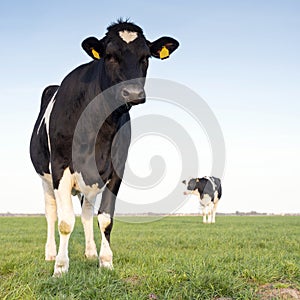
(159, 46, 169, 59)
(91, 48, 100, 59)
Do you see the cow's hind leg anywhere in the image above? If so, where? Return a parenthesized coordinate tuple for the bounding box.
(81, 196, 98, 259)
(53, 168, 75, 277)
(202, 207, 207, 223)
(42, 176, 57, 261)
(212, 200, 219, 223)
(207, 203, 214, 223)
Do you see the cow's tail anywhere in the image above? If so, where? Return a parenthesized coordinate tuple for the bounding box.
(40, 85, 60, 110)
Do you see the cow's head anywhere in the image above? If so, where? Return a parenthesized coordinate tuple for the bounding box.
(82, 20, 179, 108)
(182, 178, 199, 195)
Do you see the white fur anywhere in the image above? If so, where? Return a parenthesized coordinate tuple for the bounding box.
(37, 91, 58, 152)
(81, 197, 98, 259)
(41, 173, 57, 261)
(53, 167, 75, 277)
(211, 200, 219, 223)
(119, 30, 138, 43)
(200, 194, 211, 207)
(74, 172, 102, 200)
(98, 213, 113, 269)
(41, 168, 112, 276)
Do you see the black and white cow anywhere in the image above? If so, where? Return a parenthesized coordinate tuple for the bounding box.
(183, 177, 222, 223)
(30, 20, 179, 276)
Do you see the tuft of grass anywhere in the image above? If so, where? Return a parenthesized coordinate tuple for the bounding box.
(0, 216, 299, 299)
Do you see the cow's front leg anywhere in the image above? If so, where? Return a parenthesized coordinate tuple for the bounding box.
(97, 175, 121, 269)
(98, 212, 113, 269)
(53, 168, 75, 277)
(81, 196, 98, 259)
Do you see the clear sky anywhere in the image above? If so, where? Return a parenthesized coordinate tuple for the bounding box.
(0, 0, 299, 214)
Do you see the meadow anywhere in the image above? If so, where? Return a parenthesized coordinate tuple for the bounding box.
(0, 215, 299, 299)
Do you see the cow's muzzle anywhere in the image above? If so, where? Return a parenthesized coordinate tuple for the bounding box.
(121, 84, 146, 105)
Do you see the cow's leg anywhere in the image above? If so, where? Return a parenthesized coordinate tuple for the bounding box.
(98, 212, 113, 269)
(202, 206, 207, 223)
(207, 208, 212, 223)
(53, 168, 75, 277)
(212, 200, 219, 223)
(81, 196, 98, 259)
(97, 174, 121, 269)
(42, 178, 57, 261)
(207, 203, 214, 223)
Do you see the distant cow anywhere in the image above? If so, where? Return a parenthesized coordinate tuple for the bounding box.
(30, 20, 179, 276)
(183, 177, 222, 223)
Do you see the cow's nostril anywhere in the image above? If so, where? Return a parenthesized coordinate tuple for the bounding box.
(138, 91, 145, 99)
(121, 85, 145, 104)
(122, 89, 130, 98)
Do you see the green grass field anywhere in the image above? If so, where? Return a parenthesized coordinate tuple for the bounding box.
(0, 216, 299, 299)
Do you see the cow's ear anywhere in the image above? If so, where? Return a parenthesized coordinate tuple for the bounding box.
(81, 37, 105, 60)
(148, 37, 179, 60)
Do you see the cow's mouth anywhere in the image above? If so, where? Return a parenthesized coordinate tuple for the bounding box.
(121, 84, 146, 107)
(127, 97, 146, 106)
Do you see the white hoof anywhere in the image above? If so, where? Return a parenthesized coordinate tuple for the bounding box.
(99, 260, 113, 270)
(53, 258, 69, 277)
(85, 243, 98, 259)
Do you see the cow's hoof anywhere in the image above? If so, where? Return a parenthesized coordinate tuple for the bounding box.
(53, 259, 69, 277)
(85, 252, 98, 260)
(85, 244, 98, 259)
(99, 260, 113, 270)
(45, 255, 56, 261)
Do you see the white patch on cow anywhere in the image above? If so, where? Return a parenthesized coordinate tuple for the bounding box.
(73, 172, 111, 261)
(41, 173, 52, 183)
(213, 190, 218, 202)
(37, 90, 58, 162)
(98, 213, 113, 269)
(119, 30, 138, 43)
(200, 194, 212, 207)
(81, 197, 98, 259)
(199, 194, 213, 223)
(37, 91, 57, 135)
(53, 167, 75, 277)
(41, 173, 57, 261)
(212, 200, 219, 223)
(74, 172, 104, 200)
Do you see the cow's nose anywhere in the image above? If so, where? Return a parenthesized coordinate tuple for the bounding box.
(121, 85, 145, 105)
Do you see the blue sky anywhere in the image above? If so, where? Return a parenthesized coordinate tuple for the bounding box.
(0, 0, 299, 214)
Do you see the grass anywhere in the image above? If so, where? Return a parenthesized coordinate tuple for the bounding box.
(0, 216, 299, 299)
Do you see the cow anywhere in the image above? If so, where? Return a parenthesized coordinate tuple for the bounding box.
(183, 176, 222, 223)
(30, 20, 179, 277)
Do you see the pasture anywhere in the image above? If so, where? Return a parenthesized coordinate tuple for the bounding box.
(0, 216, 299, 299)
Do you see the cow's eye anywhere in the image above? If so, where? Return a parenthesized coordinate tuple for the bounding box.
(140, 56, 149, 66)
(106, 54, 119, 64)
